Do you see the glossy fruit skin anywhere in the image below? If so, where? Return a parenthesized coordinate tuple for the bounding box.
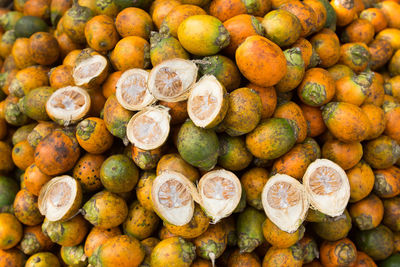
(25, 252, 60, 267)
(313, 210, 352, 241)
(42, 215, 88, 247)
(82, 190, 128, 229)
(262, 10, 301, 47)
(150, 237, 196, 267)
(165, 205, 210, 239)
(110, 36, 150, 71)
(236, 36, 286, 88)
(123, 201, 159, 240)
(0, 213, 23, 250)
(246, 118, 297, 160)
(355, 225, 394, 261)
(84, 227, 121, 258)
(177, 120, 219, 171)
(319, 238, 357, 267)
(89, 235, 145, 267)
(13, 189, 43, 226)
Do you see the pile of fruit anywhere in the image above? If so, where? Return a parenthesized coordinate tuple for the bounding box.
(1, 0, 400, 266)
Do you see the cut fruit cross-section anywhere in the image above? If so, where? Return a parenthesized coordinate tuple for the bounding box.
(126, 105, 171, 150)
(148, 58, 198, 102)
(116, 68, 156, 111)
(73, 54, 109, 87)
(151, 171, 199, 226)
(197, 169, 242, 223)
(46, 86, 91, 126)
(187, 75, 229, 129)
(38, 175, 83, 222)
(261, 174, 309, 233)
(303, 159, 350, 217)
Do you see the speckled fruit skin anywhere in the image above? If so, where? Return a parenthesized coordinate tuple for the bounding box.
(34, 128, 80, 176)
(25, 252, 60, 267)
(313, 210, 352, 242)
(13, 189, 44, 226)
(150, 237, 196, 267)
(89, 235, 145, 267)
(176, 120, 219, 171)
(0, 248, 26, 267)
(236, 35, 287, 88)
(84, 227, 121, 258)
(237, 207, 266, 253)
(319, 238, 357, 267)
(103, 94, 134, 140)
(193, 222, 228, 261)
(0, 213, 23, 250)
(82, 190, 128, 229)
(73, 153, 104, 192)
(245, 118, 297, 160)
(123, 201, 159, 241)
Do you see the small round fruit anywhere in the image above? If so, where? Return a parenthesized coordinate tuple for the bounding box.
(177, 15, 230, 56)
(84, 227, 121, 258)
(110, 36, 150, 71)
(76, 117, 113, 154)
(0, 213, 23, 250)
(150, 237, 196, 267)
(26, 252, 60, 267)
(28, 32, 59, 65)
(85, 15, 119, 52)
(320, 238, 357, 267)
(13, 189, 44, 226)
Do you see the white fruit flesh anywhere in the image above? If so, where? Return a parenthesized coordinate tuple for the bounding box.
(73, 54, 108, 86)
(151, 171, 198, 226)
(38, 175, 80, 222)
(303, 159, 350, 217)
(262, 174, 309, 233)
(126, 105, 171, 150)
(46, 86, 91, 125)
(197, 169, 241, 223)
(148, 58, 198, 102)
(188, 75, 226, 128)
(116, 68, 156, 111)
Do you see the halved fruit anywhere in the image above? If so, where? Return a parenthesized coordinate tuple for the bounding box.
(197, 169, 242, 223)
(151, 171, 198, 226)
(46, 86, 91, 126)
(73, 54, 109, 87)
(303, 159, 350, 217)
(147, 58, 198, 102)
(261, 174, 309, 233)
(187, 75, 229, 129)
(115, 68, 156, 111)
(126, 105, 171, 150)
(38, 175, 82, 222)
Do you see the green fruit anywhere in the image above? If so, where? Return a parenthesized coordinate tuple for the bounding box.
(0, 176, 19, 212)
(0, 11, 24, 31)
(14, 16, 49, 38)
(218, 134, 253, 171)
(150, 31, 189, 67)
(100, 154, 139, 193)
(177, 120, 219, 171)
(245, 118, 297, 160)
(236, 206, 266, 253)
(315, 0, 337, 31)
(355, 225, 394, 261)
(313, 210, 352, 241)
(21, 87, 54, 121)
(12, 123, 37, 146)
(60, 245, 88, 267)
(381, 253, 400, 267)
